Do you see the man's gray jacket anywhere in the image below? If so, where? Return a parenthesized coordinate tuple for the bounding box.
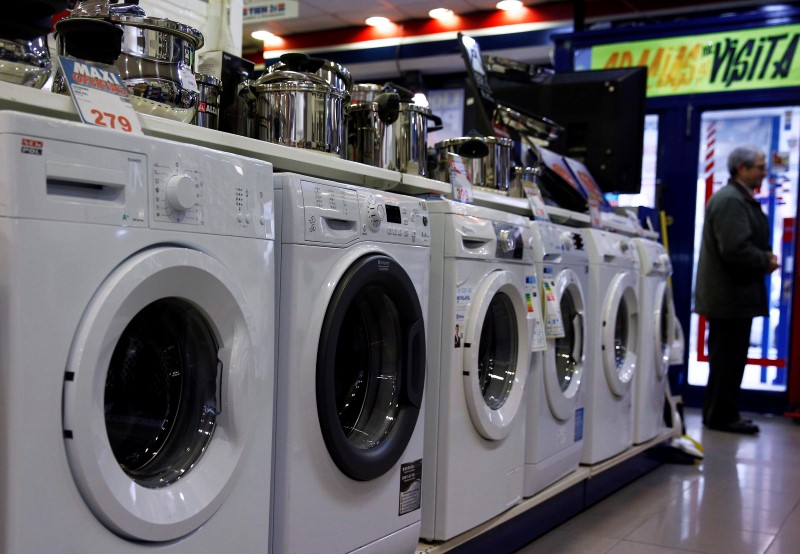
(694, 180, 772, 319)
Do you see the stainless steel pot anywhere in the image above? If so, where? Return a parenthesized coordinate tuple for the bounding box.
(347, 98, 442, 176)
(509, 165, 540, 198)
(53, 6, 203, 123)
(193, 73, 222, 130)
(434, 135, 514, 193)
(250, 69, 348, 156)
(0, 36, 51, 88)
(350, 83, 384, 104)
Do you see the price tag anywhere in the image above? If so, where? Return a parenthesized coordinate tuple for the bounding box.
(541, 266, 565, 338)
(179, 62, 200, 93)
(59, 56, 142, 135)
(588, 194, 602, 229)
(525, 273, 547, 351)
(448, 153, 474, 204)
(523, 175, 550, 221)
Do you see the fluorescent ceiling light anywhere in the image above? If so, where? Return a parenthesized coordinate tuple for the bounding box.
(429, 8, 455, 20)
(496, 0, 523, 11)
(365, 16, 392, 27)
(251, 30, 276, 41)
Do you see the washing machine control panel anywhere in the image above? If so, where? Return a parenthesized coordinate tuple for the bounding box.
(151, 148, 273, 238)
(154, 163, 204, 224)
(362, 193, 430, 246)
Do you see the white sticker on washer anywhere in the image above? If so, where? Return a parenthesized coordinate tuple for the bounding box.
(454, 286, 471, 349)
(525, 273, 547, 351)
(541, 266, 565, 338)
(399, 459, 422, 515)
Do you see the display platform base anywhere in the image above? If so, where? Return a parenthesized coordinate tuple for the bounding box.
(415, 428, 677, 554)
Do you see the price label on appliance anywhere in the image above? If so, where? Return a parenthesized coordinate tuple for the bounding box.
(541, 266, 565, 338)
(448, 153, 474, 204)
(588, 195, 603, 229)
(59, 56, 142, 135)
(525, 273, 547, 351)
(522, 177, 550, 221)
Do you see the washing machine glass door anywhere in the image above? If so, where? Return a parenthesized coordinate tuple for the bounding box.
(317, 254, 425, 481)
(601, 271, 639, 397)
(653, 281, 674, 379)
(545, 269, 585, 421)
(462, 269, 529, 441)
(62, 247, 258, 542)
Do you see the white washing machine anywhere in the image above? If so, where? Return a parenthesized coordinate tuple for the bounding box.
(581, 228, 640, 465)
(421, 199, 534, 541)
(525, 221, 589, 497)
(272, 173, 430, 554)
(631, 238, 675, 444)
(0, 111, 275, 551)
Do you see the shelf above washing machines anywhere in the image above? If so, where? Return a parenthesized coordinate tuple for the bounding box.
(0, 81, 658, 240)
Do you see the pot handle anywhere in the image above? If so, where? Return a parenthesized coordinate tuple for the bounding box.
(279, 52, 311, 71)
(306, 57, 327, 73)
(383, 81, 415, 102)
(427, 113, 443, 133)
(376, 92, 400, 125)
(456, 133, 490, 158)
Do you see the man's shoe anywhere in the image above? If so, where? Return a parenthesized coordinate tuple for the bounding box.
(705, 419, 759, 434)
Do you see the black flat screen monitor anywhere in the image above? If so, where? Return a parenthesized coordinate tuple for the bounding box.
(492, 67, 647, 194)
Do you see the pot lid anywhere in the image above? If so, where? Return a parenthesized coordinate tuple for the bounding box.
(109, 14, 204, 49)
(436, 135, 514, 148)
(252, 69, 342, 95)
(266, 53, 351, 93)
(494, 104, 563, 142)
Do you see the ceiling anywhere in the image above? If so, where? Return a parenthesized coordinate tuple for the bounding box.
(240, 0, 776, 55)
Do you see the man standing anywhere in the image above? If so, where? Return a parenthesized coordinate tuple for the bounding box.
(694, 145, 779, 434)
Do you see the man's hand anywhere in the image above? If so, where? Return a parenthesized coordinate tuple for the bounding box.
(768, 252, 780, 273)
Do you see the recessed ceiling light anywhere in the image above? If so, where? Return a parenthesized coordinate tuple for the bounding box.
(429, 8, 455, 20)
(365, 16, 392, 27)
(251, 30, 276, 41)
(496, 0, 523, 11)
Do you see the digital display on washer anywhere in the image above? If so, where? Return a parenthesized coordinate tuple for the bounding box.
(386, 204, 402, 224)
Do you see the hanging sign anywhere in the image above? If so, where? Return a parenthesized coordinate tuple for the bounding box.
(59, 56, 142, 135)
(590, 24, 800, 97)
(243, 0, 299, 23)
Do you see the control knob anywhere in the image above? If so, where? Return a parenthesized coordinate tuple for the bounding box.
(166, 174, 197, 211)
(366, 196, 385, 231)
(499, 229, 516, 253)
(560, 232, 574, 250)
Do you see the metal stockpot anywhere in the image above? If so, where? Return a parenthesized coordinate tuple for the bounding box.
(250, 69, 348, 156)
(347, 98, 442, 175)
(509, 165, 540, 198)
(0, 36, 51, 88)
(193, 73, 222, 129)
(434, 136, 514, 193)
(350, 83, 384, 104)
(53, 7, 204, 123)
